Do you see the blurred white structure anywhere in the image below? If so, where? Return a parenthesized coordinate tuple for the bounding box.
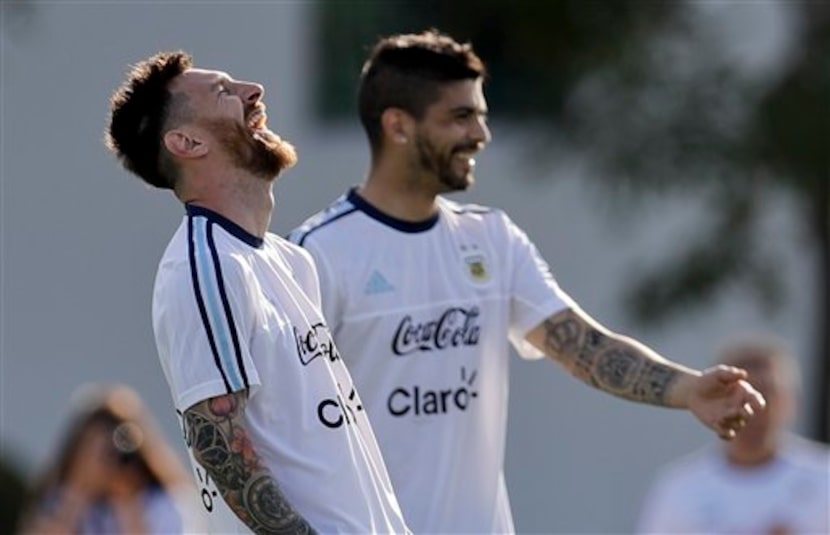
(0, 3, 815, 532)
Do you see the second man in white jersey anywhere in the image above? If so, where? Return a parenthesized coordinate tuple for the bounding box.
(290, 29, 766, 534)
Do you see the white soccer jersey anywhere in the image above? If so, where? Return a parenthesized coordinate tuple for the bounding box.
(289, 189, 571, 534)
(153, 204, 408, 534)
(637, 438, 830, 534)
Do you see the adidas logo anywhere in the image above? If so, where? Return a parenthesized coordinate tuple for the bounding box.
(364, 270, 395, 295)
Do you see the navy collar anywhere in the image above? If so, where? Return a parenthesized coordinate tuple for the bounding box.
(347, 187, 439, 233)
(185, 204, 264, 248)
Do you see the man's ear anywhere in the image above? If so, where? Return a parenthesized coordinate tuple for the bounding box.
(163, 128, 208, 159)
(380, 108, 415, 146)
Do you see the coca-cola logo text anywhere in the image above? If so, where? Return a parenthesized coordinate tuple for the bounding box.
(391, 307, 481, 356)
(294, 323, 340, 365)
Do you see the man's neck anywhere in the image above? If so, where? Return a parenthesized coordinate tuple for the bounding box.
(724, 438, 779, 468)
(182, 167, 275, 238)
(360, 160, 439, 222)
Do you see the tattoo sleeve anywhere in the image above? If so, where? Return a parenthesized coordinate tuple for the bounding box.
(184, 392, 318, 534)
(529, 308, 691, 407)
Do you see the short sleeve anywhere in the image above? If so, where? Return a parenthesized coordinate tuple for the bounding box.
(153, 254, 262, 412)
(502, 212, 574, 359)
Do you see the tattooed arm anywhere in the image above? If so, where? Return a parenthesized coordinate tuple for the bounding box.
(184, 391, 317, 534)
(526, 307, 765, 438)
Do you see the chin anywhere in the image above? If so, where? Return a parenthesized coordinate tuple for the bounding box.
(455, 176, 475, 192)
(440, 173, 474, 193)
(256, 131, 298, 173)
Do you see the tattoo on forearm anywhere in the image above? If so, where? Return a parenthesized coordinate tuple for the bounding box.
(542, 310, 679, 405)
(185, 394, 317, 534)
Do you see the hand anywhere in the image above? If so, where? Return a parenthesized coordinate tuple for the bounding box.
(682, 365, 766, 440)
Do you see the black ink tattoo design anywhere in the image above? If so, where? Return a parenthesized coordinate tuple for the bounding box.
(543, 310, 679, 406)
(595, 349, 641, 392)
(185, 394, 318, 534)
(631, 361, 677, 404)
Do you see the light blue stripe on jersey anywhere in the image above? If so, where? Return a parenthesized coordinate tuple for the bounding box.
(193, 217, 243, 391)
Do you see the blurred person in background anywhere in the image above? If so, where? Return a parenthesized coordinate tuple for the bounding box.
(289, 29, 767, 534)
(637, 336, 830, 534)
(17, 383, 199, 534)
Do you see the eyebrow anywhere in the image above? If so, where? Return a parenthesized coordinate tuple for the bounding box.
(450, 105, 488, 116)
(209, 74, 233, 92)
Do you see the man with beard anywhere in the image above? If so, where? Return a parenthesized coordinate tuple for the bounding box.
(106, 51, 409, 534)
(289, 30, 766, 534)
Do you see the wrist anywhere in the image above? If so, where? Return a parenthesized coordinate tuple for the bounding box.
(666, 370, 701, 409)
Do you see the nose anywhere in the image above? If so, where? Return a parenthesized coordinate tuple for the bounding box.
(239, 81, 264, 104)
(472, 116, 491, 145)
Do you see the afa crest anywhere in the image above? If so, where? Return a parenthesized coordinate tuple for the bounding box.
(464, 254, 489, 282)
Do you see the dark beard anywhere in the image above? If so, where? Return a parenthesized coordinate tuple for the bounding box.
(414, 133, 473, 192)
(203, 118, 297, 180)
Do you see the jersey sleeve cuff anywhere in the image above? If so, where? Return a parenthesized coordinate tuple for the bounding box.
(176, 378, 262, 413)
(510, 298, 571, 360)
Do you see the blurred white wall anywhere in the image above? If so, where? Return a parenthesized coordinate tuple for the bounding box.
(0, 3, 817, 533)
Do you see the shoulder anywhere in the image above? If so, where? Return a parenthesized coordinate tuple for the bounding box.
(155, 235, 255, 297)
(781, 434, 830, 471)
(287, 193, 358, 246)
(638, 450, 717, 532)
(439, 196, 500, 218)
(156, 217, 190, 264)
(439, 197, 523, 230)
(265, 233, 317, 271)
(438, 197, 534, 247)
(651, 447, 720, 488)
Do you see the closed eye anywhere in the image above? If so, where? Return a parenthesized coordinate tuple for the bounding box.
(452, 107, 488, 123)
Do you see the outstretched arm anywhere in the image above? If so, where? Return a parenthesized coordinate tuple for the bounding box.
(183, 391, 317, 534)
(526, 307, 765, 439)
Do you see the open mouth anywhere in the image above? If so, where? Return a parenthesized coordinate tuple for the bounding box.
(454, 151, 477, 169)
(247, 106, 268, 131)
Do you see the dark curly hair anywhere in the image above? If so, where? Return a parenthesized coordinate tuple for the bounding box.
(358, 29, 486, 155)
(106, 51, 193, 190)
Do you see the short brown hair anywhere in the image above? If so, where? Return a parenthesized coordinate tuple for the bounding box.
(358, 29, 486, 155)
(106, 51, 193, 190)
(718, 335, 801, 394)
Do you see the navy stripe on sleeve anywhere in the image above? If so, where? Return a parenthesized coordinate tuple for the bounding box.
(188, 216, 232, 393)
(206, 222, 250, 390)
